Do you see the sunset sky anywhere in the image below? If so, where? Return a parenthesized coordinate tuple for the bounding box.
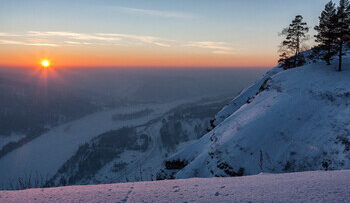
(0, 0, 331, 68)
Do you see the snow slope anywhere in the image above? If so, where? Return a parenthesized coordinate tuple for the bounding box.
(211, 67, 282, 128)
(161, 55, 350, 179)
(1, 170, 349, 203)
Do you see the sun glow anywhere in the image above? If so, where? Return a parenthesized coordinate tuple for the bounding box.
(40, 59, 51, 68)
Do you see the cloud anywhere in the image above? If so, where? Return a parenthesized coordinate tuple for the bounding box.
(24, 31, 170, 47)
(64, 41, 92, 45)
(28, 31, 121, 41)
(96, 33, 171, 47)
(0, 33, 21, 37)
(26, 43, 59, 47)
(0, 31, 234, 53)
(0, 31, 172, 47)
(0, 40, 24, 45)
(0, 39, 59, 47)
(186, 41, 235, 55)
(153, 42, 171, 47)
(115, 7, 194, 19)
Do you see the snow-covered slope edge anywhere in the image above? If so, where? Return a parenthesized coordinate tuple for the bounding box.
(1, 170, 349, 203)
(159, 55, 350, 179)
(210, 67, 282, 129)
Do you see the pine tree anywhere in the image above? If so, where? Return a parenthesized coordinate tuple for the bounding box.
(334, 0, 350, 71)
(279, 15, 309, 69)
(314, 1, 337, 65)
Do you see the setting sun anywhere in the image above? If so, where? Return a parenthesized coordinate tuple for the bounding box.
(41, 59, 50, 68)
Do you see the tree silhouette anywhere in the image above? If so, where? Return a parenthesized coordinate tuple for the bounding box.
(315, 1, 338, 65)
(279, 15, 309, 69)
(334, 0, 350, 71)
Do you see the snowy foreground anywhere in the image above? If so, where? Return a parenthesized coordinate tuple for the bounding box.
(0, 170, 349, 203)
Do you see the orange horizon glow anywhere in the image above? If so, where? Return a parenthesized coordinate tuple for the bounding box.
(0, 46, 278, 69)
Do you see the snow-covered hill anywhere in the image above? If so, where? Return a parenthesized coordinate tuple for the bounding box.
(159, 55, 350, 179)
(209, 67, 282, 129)
(1, 170, 349, 203)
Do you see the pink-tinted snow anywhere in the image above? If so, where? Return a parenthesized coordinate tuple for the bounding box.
(1, 170, 349, 203)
